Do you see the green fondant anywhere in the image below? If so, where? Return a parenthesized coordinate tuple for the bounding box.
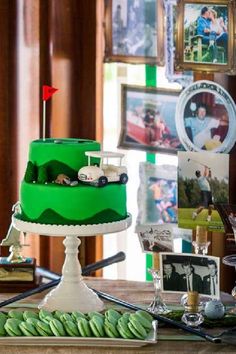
(20, 181, 127, 224)
(29, 138, 100, 171)
(24, 161, 37, 182)
(16, 208, 127, 225)
(20, 138, 127, 226)
(37, 165, 48, 184)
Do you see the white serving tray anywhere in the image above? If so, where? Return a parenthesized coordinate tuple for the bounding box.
(0, 321, 157, 347)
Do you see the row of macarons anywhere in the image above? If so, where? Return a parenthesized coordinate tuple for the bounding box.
(0, 308, 154, 340)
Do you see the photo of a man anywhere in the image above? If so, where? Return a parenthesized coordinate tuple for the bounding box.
(203, 259, 218, 296)
(178, 151, 229, 231)
(184, 103, 228, 150)
(192, 165, 214, 222)
(179, 261, 203, 293)
(163, 260, 180, 291)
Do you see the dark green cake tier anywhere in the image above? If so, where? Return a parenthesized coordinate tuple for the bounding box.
(20, 138, 127, 225)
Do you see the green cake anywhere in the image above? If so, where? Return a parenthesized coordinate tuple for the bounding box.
(17, 138, 128, 226)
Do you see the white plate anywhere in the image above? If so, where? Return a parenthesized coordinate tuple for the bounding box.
(0, 321, 157, 347)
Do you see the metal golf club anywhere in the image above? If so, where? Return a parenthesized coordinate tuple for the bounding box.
(187, 158, 210, 170)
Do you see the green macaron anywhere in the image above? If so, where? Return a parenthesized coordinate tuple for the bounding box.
(135, 310, 153, 323)
(117, 320, 134, 339)
(104, 309, 121, 326)
(128, 315, 147, 340)
(89, 316, 105, 337)
(26, 317, 39, 327)
(19, 321, 39, 336)
(23, 310, 39, 321)
(4, 318, 23, 336)
(35, 320, 54, 336)
(104, 319, 119, 338)
(60, 313, 73, 324)
(87, 311, 104, 321)
(71, 311, 87, 322)
(53, 310, 65, 321)
(8, 310, 24, 321)
(64, 320, 80, 336)
(39, 309, 54, 324)
(77, 318, 92, 337)
(49, 318, 66, 336)
(0, 313, 7, 336)
(134, 311, 153, 330)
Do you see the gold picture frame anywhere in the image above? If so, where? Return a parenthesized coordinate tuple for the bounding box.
(175, 0, 235, 73)
(104, 0, 165, 65)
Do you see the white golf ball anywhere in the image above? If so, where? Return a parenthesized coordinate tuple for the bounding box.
(204, 300, 225, 319)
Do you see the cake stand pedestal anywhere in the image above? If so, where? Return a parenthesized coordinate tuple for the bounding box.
(12, 214, 132, 313)
(222, 254, 236, 314)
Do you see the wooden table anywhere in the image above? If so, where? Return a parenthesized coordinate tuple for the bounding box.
(0, 278, 235, 353)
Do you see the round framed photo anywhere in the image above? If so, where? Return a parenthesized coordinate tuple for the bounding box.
(175, 80, 236, 153)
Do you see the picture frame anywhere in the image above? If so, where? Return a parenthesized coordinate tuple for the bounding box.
(178, 151, 229, 232)
(164, 0, 194, 87)
(175, 0, 235, 73)
(136, 224, 174, 253)
(137, 162, 177, 226)
(118, 84, 183, 154)
(104, 0, 165, 65)
(175, 80, 236, 153)
(160, 252, 220, 299)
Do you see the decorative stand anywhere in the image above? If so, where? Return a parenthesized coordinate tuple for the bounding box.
(147, 253, 170, 315)
(222, 254, 236, 314)
(12, 214, 132, 313)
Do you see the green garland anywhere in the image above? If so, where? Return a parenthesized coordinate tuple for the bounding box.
(163, 310, 236, 328)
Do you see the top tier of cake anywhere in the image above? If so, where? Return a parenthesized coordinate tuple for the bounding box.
(28, 138, 100, 180)
(18, 138, 128, 226)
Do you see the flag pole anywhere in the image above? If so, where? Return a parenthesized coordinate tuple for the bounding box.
(42, 85, 58, 141)
(43, 100, 46, 141)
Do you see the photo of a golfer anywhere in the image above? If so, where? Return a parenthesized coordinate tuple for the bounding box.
(192, 165, 214, 222)
(178, 151, 229, 231)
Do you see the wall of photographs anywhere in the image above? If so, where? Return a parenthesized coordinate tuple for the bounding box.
(103, 0, 236, 292)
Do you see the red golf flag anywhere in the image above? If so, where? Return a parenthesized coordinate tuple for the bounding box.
(42, 85, 58, 101)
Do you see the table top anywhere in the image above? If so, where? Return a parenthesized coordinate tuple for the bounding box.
(0, 278, 235, 354)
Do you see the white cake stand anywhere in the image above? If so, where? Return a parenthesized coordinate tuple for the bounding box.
(12, 214, 132, 313)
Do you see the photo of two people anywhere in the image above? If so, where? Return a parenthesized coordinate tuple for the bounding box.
(183, 3, 228, 64)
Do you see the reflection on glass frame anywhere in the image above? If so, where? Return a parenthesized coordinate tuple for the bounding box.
(175, 80, 236, 153)
(119, 84, 183, 155)
(160, 252, 220, 299)
(137, 162, 177, 226)
(104, 0, 165, 65)
(164, 0, 193, 87)
(175, 0, 235, 73)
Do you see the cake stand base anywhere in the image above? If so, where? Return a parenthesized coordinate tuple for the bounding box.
(38, 236, 104, 312)
(12, 214, 132, 312)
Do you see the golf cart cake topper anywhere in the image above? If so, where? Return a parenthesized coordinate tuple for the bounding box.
(78, 151, 128, 187)
(175, 80, 236, 153)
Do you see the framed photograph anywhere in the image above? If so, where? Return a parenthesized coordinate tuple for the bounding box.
(164, 0, 194, 87)
(118, 84, 183, 154)
(136, 224, 174, 253)
(160, 252, 220, 298)
(178, 151, 229, 232)
(137, 162, 177, 225)
(104, 0, 165, 65)
(175, 80, 236, 153)
(175, 0, 235, 73)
